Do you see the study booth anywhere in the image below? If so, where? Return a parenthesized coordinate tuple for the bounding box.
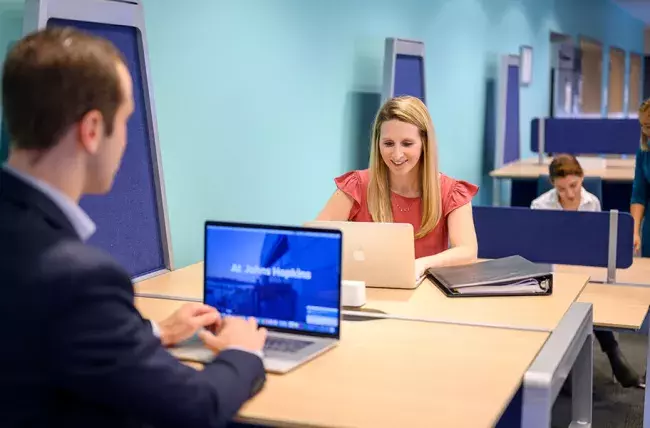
(131, 38, 593, 427)
(22, 0, 173, 281)
(490, 117, 639, 212)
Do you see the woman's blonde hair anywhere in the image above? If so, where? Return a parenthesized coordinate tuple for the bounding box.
(367, 96, 441, 239)
(639, 98, 650, 151)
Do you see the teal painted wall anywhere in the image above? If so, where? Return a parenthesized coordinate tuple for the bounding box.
(0, 0, 22, 162)
(0, 0, 645, 267)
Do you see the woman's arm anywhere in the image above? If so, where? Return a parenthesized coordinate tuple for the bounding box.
(631, 203, 645, 254)
(414, 202, 478, 278)
(316, 190, 354, 221)
(631, 150, 648, 253)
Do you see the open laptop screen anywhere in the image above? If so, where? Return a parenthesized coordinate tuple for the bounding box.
(204, 222, 342, 338)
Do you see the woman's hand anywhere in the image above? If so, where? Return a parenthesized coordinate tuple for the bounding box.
(634, 233, 642, 256)
(414, 257, 429, 282)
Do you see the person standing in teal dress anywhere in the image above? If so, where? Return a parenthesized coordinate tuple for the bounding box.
(632, 100, 650, 257)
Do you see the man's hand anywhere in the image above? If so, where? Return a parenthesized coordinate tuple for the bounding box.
(199, 316, 267, 354)
(158, 303, 220, 347)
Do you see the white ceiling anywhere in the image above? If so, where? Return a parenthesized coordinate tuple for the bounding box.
(613, 0, 650, 24)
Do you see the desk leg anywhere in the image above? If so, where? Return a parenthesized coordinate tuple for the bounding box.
(493, 179, 501, 206)
(571, 332, 593, 426)
(522, 302, 593, 428)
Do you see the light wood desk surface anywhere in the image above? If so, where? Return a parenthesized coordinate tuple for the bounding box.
(363, 272, 588, 331)
(136, 297, 549, 428)
(136, 262, 204, 299)
(556, 258, 650, 330)
(555, 257, 650, 285)
(489, 157, 635, 181)
(577, 284, 650, 330)
(135, 262, 588, 332)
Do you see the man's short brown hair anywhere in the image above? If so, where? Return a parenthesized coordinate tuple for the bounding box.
(549, 154, 584, 180)
(2, 26, 126, 151)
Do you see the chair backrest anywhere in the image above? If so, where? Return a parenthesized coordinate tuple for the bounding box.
(537, 175, 603, 202)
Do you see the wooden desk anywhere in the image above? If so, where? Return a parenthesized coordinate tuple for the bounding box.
(136, 297, 549, 428)
(136, 263, 588, 332)
(555, 257, 650, 285)
(489, 157, 635, 181)
(553, 258, 650, 330)
(362, 272, 589, 331)
(136, 262, 203, 299)
(577, 284, 650, 330)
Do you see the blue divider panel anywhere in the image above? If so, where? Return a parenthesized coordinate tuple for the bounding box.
(47, 18, 165, 278)
(0, 120, 8, 163)
(394, 54, 425, 103)
(473, 206, 634, 268)
(503, 64, 520, 164)
(531, 118, 640, 155)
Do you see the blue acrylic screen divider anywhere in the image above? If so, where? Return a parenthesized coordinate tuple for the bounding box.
(394, 54, 425, 103)
(530, 118, 640, 155)
(473, 206, 634, 268)
(47, 18, 165, 278)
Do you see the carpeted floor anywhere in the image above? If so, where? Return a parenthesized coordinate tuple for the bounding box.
(553, 332, 648, 428)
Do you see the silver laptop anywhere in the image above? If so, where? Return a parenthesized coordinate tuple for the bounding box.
(169, 221, 343, 374)
(304, 221, 421, 289)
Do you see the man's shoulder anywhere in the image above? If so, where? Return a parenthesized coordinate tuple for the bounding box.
(42, 239, 127, 278)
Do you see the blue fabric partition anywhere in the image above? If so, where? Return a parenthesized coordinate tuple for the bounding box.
(394, 54, 425, 103)
(503, 63, 520, 164)
(473, 206, 634, 268)
(530, 118, 640, 155)
(0, 120, 8, 163)
(46, 18, 166, 278)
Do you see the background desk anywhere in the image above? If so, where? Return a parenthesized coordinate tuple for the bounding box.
(577, 284, 650, 330)
(135, 296, 550, 428)
(490, 157, 635, 211)
(556, 257, 650, 286)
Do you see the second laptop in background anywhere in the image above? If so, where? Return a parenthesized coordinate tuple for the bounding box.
(305, 221, 419, 289)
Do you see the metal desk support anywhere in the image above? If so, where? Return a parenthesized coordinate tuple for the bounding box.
(522, 302, 593, 427)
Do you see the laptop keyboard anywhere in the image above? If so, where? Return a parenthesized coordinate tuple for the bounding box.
(264, 337, 313, 354)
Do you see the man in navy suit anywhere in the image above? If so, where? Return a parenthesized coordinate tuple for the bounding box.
(0, 27, 267, 427)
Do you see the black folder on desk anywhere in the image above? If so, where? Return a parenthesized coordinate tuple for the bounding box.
(426, 255, 553, 298)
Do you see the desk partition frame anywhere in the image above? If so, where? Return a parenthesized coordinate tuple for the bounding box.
(521, 302, 593, 428)
(23, 0, 174, 281)
(382, 38, 426, 105)
(493, 55, 521, 206)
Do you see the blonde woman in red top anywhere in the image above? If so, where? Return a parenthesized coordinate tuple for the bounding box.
(317, 96, 479, 281)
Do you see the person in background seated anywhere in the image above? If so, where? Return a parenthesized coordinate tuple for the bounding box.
(317, 95, 479, 280)
(632, 99, 650, 257)
(0, 27, 266, 427)
(531, 154, 642, 388)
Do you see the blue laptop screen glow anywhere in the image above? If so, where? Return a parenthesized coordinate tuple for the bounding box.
(204, 224, 342, 335)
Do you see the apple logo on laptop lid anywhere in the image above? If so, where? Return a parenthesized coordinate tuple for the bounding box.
(352, 248, 365, 262)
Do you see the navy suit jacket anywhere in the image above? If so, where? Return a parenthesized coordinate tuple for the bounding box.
(0, 169, 265, 427)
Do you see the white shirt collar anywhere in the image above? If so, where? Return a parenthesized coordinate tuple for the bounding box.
(3, 165, 96, 241)
(531, 187, 601, 212)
